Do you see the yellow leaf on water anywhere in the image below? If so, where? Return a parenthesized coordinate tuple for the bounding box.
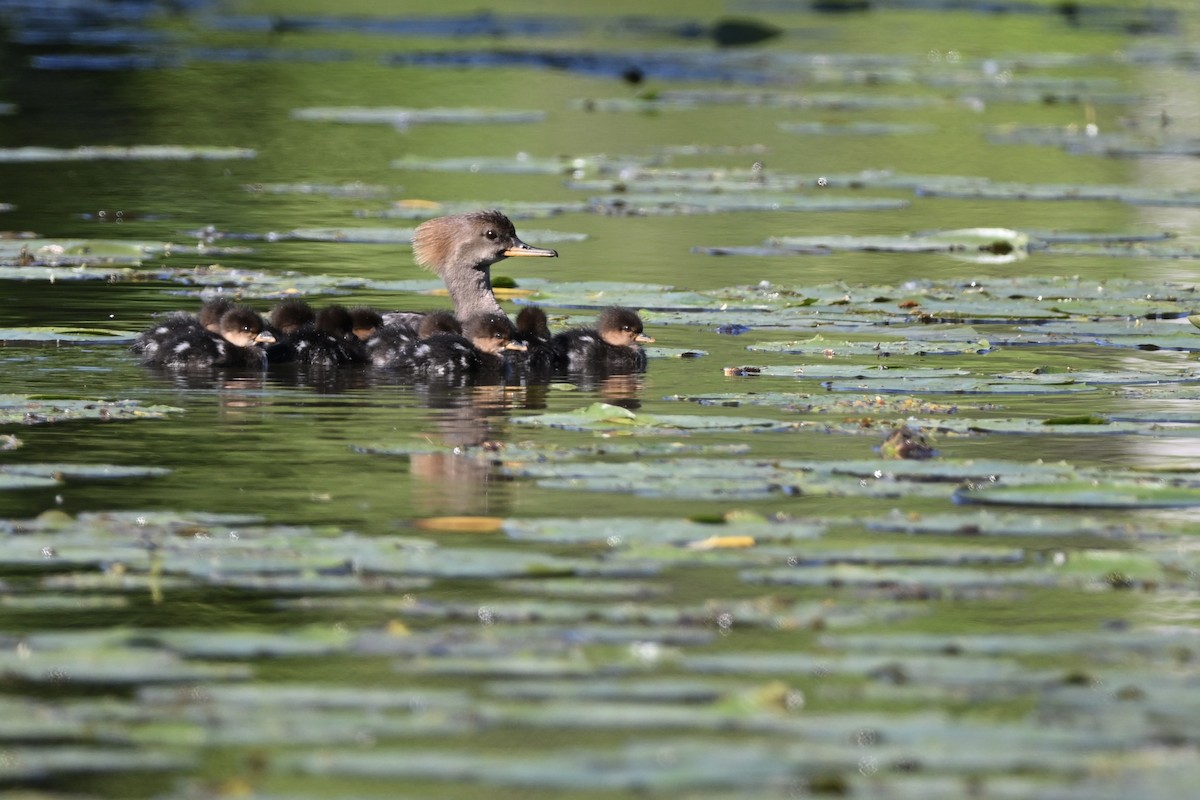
(414, 516, 505, 533)
(686, 535, 756, 550)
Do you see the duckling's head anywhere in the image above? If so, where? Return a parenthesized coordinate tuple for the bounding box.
(219, 307, 276, 348)
(349, 306, 384, 341)
(597, 307, 654, 348)
(418, 310, 463, 339)
(516, 306, 552, 340)
(412, 210, 558, 276)
(270, 298, 315, 335)
(198, 297, 236, 333)
(463, 313, 526, 356)
(316, 304, 353, 338)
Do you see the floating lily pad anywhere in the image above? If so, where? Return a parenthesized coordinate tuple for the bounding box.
(0, 396, 182, 425)
(745, 333, 992, 356)
(863, 510, 1151, 538)
(0, 145, 256, 162)
(588, 194, 909, 216)
(292, 106, 545, 125)
(1, 463, 170, 480)
(510, 403, 798, 433)
(502, 516, 824, 546)
(0, 327, 139, 343)
(956, 482, 1200, 509)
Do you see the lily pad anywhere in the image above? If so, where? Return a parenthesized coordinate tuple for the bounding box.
(1, 463, 170, 480)
(510, 403, 798, 433)
(956, 482, 1200, 509)
(0, 396, 182, 425)
(292, 106, 545, 125)
(0, 145, 256, 162)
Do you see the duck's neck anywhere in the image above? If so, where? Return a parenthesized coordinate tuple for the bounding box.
(445, 264, 502, 319)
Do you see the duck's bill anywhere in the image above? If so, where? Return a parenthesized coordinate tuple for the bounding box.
(504, 341, 529, 352)
(254, 331, 277, 345)
(503, 240, 558, 258)
(635, 333, 656, 344)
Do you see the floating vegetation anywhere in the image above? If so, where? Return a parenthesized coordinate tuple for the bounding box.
(243, 181, 396, 198)
(779, 121, 937, 136)
(0, 326, 138, 344)
(391, 153, 648, 176)
(572, 90, 943, 111)
(588, 194, 909, 216)
(0, 396, 182, 426)
(956, 482, 1200, 509)
(915, 178, 1200, 208)
(0, 145, 256, 162)
(291, 106, 546, 126)
(1, 463, 170, 481)
(510, 402, 800, 434)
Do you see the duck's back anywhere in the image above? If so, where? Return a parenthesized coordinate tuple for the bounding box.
(268, 325, 363, 369)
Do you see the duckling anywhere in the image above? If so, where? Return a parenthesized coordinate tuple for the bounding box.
(507, 305, 557, 376)
(197, 297, 236, 333)
(418, 310, 463, 338)
(370, 312, 524, 377)
(267, 303, 364, 368)
(552, 306, 654, 373)
(381, 210, 558, 329)
(133, 306, 275, 369)
(348, 306, 384, 341)
(269, 298, 316, 337)
(363, 309, 458, 368)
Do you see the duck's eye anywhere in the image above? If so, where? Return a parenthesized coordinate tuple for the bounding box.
(483, 229, 497, 240)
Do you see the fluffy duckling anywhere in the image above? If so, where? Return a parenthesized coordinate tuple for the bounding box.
(269, 298, 316, 337)
(552, 307, 654, 373)
(197, 297, 236, 333)
(507, 305, 557, 376)
(349, 306, 384, 341)
(133, 306, 275, 369)
(370, 312, 524, 377)
(267, 303, 364, 368)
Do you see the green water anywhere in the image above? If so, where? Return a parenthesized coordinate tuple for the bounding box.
(1, 1, 1200, 797)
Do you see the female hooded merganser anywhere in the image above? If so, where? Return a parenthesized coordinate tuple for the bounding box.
(133, 306, 275, 369)
(368, 312, 525, 377)
(382, 210, 558, 328)
(552, 306, 654, 373)
(267, 303, 365, 368)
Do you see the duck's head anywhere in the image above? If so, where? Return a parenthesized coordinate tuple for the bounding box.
(597, 307, 654, 348)
(219, 307, 276, 348)
(270, 298, 315, 335)
(349, 306, 384, 341)
(463, 313, 526, 356)
(418, 310, 463, 339)
(412, 210, 558, 276)
(516, 306, 552, 340)
(198, 297, 236, 333)
(316, 304, 354, 338)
